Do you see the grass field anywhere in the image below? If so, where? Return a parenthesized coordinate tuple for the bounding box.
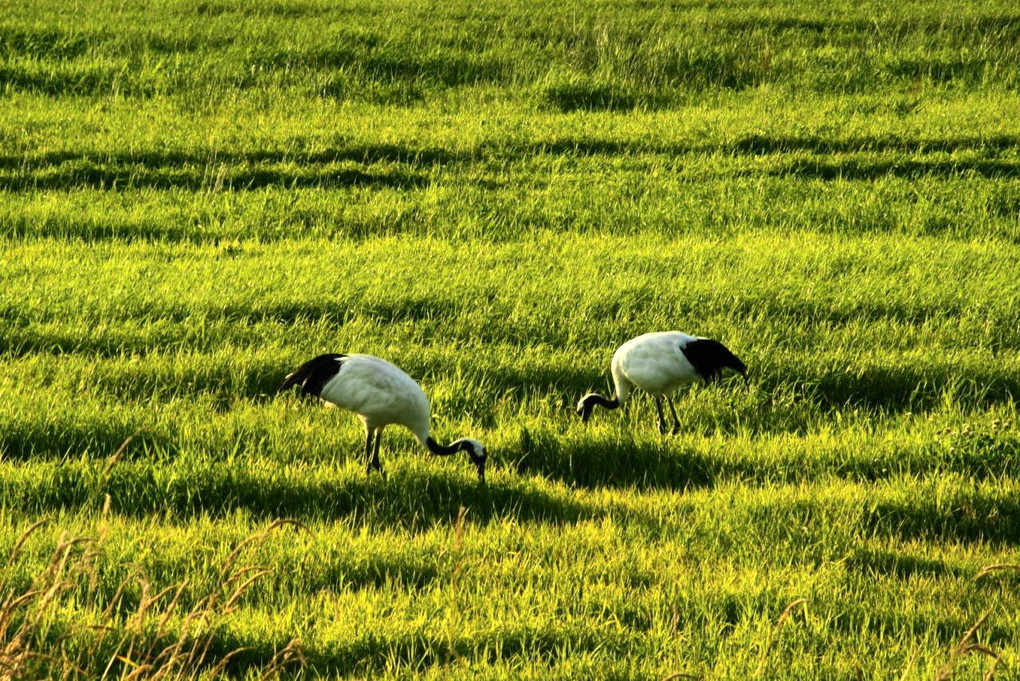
(2, 0, 1020, 677)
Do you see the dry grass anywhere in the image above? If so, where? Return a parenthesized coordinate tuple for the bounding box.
(0, 519, 306, 680)
(933, 611, 1002, 681)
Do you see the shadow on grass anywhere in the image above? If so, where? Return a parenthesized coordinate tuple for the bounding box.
(0, 217, 203, 242)
(0, 27, 91, 58)
(0, 25, 238, 60)
(760, 157, 1020, 180)
(0, 462, 603, 529)
(511, 428, 721, 490)
(3, 413, 1016, 496)
(206, 621, 634, 678)
(0, 296, 463, 334)
(541, 81, 643, 112)
(561, 362, 1018, 435)
(796, 362, 1020, 414)
(864, 492, 1020, 545)
(0, 420, 160, 463)
(310, 552, 441, 592)
(511, 361, 1020, 421)
(504, 420, 1020, 490)
(826, 605, 1016, 652)
(0, 63, 167, 98)
(7, 342, 1016, 423)
(727, 133, 1020, 156)
(255, 43, 509, 88)
(194, 0, 334, 18)
(711, 15, 1020, 42)
(0, 161, 426, 191)
(0, 147, 461, 172)
(844, 546, 965, 580)
(4, 131, 1020, 188)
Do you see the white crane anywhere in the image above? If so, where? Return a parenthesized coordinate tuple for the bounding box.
(281, 353, 487, 481)
(577, 332, 747, 434)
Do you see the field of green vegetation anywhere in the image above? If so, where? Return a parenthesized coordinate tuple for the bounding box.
(2, 0, 1020, 677)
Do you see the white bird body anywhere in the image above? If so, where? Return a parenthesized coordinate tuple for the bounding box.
(281, 353, 486, 480)
(318, 354, 432, 445)
(610, 331, 701, 402)
(579, 331, 747, 434)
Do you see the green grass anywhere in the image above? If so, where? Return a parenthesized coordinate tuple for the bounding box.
(1, 0, 1020, 678)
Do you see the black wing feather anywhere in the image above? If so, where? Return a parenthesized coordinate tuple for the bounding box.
(680, 339, 746, 383)
(280, 353, 348, 397)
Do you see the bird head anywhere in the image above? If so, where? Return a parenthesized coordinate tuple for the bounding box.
(576, 394, 597, 423)
(460, 439, 488, 483)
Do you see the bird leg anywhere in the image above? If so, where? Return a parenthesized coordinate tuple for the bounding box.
(665, 395, 681, 435)
(371, 429, 385, 477)
(654, 397, 667, 435)
(363, 429, 375, 475)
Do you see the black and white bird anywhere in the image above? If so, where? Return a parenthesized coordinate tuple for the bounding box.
(280, 353, 487, 481)
(577, 332, 748, 434)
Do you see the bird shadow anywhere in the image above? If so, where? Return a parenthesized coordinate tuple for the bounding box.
(509, 426, 725, 491)
(79, 463, 606, 531)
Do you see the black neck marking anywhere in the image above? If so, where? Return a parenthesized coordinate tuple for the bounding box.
(679, 339, 747, 383)
(280, 353, 348, 397)
(579, 393, 620, 422)
(586, 394, 620, 410)
(426, 436, 467, 457)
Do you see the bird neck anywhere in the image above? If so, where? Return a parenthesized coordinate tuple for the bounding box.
(609, 366, 632, 405)
(425, 436, 465, 457)
(586, 393, 620, 410)
(579, 392, 620, 423)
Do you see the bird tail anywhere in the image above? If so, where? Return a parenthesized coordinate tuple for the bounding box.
(728, 352, 748, 378)
(280, 353, 347, 396)
(722, 347, 747, 384)
(681, 339, 747, 383)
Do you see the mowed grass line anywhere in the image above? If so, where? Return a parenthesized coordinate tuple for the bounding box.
(3, 234, 1018, 328)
